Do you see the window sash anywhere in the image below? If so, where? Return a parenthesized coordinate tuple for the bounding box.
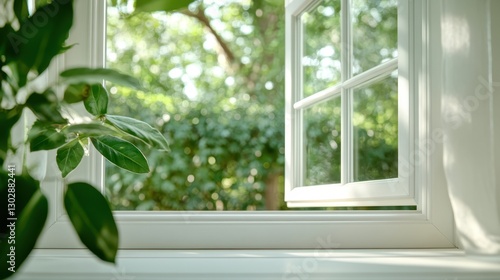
(285, 0, 412, 207)
(33, 0, 455, 250)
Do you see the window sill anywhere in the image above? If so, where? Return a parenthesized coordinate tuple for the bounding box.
(14, 249, 500, 279)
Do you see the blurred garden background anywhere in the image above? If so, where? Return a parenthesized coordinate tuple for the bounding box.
(104, 0, 399, 211)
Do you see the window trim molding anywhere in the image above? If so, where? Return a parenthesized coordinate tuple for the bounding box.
(35, 0, 455, 250)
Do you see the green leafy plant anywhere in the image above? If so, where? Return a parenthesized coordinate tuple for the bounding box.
(0, 0, 187, 278)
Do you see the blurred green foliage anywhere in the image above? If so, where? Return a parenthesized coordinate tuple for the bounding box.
(106, 0, 285, 210)
(105, 0, 400, 211)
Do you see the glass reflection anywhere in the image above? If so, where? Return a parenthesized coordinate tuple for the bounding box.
(304, 97, 341, 186)
(352, 0, 397, 75)
(353, 71, 398, 181)
(302, 0, 342, 97)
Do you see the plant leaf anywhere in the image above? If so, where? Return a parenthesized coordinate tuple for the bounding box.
(64, 182, 118, 263)
(0, 24, 16, 59)
(84, 84, 109, 116)
(5, 0, 73, 74)
(91, 135, 149, 173)
(14, 0, 29, 23)
(64, 83, 90, 103)
(35, 0, 52, 9)
(0, 173, 48, 279)
(134, 0, 195, 13)
(25, 91, 67, 124)
(28, 121, 66, 151)
(0, 107, 23, 166)
(56, 138, 84, 178)
(59, 43, 78, 54)
(60, 68, 144, 90)
(64, 122, 123, 138)
(106, 115, 169, 151)
(5, 61, 30, 89)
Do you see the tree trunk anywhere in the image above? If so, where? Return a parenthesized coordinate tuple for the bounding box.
(265, 172, 280, 210)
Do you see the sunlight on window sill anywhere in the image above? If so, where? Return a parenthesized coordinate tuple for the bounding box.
(15, 249, 500, 280)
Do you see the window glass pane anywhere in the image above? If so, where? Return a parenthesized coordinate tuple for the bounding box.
(351, 0, 397, 75)
(105, 1, 288, 211)
(352, 71, 398, 181)
(304, 97, 341, 186)
(302, 0, 342, 97)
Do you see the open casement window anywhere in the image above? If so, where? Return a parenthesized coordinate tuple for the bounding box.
(285, 0, 413, 207)
(35, 0, 455, 249)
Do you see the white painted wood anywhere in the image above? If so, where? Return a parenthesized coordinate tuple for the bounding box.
(13, 249, 500, 280)
(38, 210, 456, 249)
(285, 0, 304, 201)
(397, 0, 413, 209)
(423, 0, 456, 246)
(285, 178, 412, 206)
(341, 0, 352, 186)
(292, 83, 342, 110)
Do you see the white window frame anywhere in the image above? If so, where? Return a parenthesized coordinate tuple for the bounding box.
(35, 0, 455, 250)
(285, 0, 412, 207)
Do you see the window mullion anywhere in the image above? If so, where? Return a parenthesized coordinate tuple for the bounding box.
(341, 0, 352, 81)
(297, 14, 305, 189)
(343, 59, 399, 89)
(292, 59, 397, 111)
(341, 0, 352, 184)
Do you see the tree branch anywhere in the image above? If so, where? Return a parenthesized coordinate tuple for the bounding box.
(181, 8, 239, 72)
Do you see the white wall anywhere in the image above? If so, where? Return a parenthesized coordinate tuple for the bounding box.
(440, 0, 500, 254)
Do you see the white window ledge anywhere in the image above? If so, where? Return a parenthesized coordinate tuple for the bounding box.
(13, 249, 500, 279)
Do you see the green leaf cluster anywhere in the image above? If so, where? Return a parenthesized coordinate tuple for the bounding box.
(134, 0, 196, 13)
(22, 71, 168, 178)
(0, 0, 180, 277)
